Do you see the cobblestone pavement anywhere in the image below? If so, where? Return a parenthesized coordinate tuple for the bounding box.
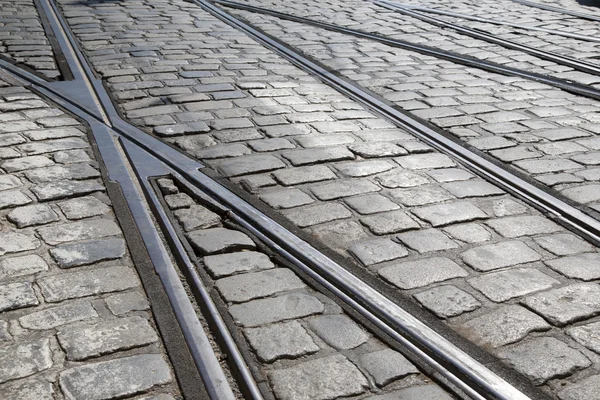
(392, 0, 600, 67)
(159, 176, 453, 399)
(225, 1, 600, 211)
(42, 0, 600, 397)
(0, 78, 180, 398)
(0, 0, 59, 79)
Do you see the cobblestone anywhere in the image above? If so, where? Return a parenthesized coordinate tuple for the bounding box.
(229, 293, 324, 327)
(461, 241, 542, 271)
(522, 284, 600, 326)
(308, 315, 368, 350)
(269, 354, 369, 400)
(244, 321, 319, 362)
(414, 285, 481, 318)
(468, 267, 559, 302)
(379, 257, 468, 289)
(0, 338, 52, 384)
(216, 268, 305, 303)
(498, 337, 590, 384)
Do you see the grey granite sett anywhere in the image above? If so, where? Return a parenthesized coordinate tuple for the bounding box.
(58, 196, 111, 219)
(59, 354, 171, 400)
(310, 179, 380, 201)
(57, 316, 158, 360)
(260, 188, 314, 209)
(443, 223, 492, 243)
(31, 180, 104, 201)
(413, 201, 487, 226)
(457, 305, 550, 348)
(18, 301, 98, 330)
(49, 238, 126, 268)
(203, 251, 274, 278)
(284, 203, 351, 227)
(7, 204, 58, 228)
(37, 219, 121, 245)
(374, 169, 429, 189)
(0, 255, 47, 280)
(360, 210, 420, 235)
(187, 228, 255, 255)
(414, 285, 481, 318)
(229, 293, 324, 327)
(558, 375, 600, 400)
(344, 194, 400, 215)
(359, 349, 418, 387)
(0, 339, 52, 384)
(388, 185, 453, 207)
(498, 337, 590, 385)
(215, 268, 305, 303)
(174, 205, 221, 231)
(468, 268, 559, 302)
(367, 385, 453, 399)
(461, 241, 541, 272)
(349, 238, 408, 266)
(0, 282, 39, 312)
(546, 253, 600, 280)
(216, 155, 285, 177)
(397, 228, 458, 253)
(522, 284, 600, 326)
(442, 180, 504, 198)
(567, 321, 600, 355)
(379, 257, 468, 290)
(244, 321, 319, 363)
(308, 315, 368, 350)
(269, 354, 368, 400)
(561, 184, 600, 204)
(395, 153, 455, 170)
(272, 165, 336, 186)
(485, 215, 562, 238)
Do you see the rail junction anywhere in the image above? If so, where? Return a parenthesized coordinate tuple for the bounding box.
(1, 0, 600, 399)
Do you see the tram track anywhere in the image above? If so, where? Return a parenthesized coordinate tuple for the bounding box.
(0, 0, 553, 399)
(213, 0, 600, 102)
(374, 0, 600, 78)
(508, 0, 600, 22)
(5, 0, 600, 398)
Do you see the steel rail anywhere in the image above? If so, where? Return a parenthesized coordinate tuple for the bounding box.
(509, 0, 600, 22)
(214, 0, 600, 101)
(395, 3, 600, 43)
(376, 0, 600, 77)
(18, 0, 262, 398)
(6, 0, 586, 399)
(0, 2, 538, 400)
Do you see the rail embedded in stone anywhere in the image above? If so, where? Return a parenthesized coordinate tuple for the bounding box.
(508, 0, 600, 22)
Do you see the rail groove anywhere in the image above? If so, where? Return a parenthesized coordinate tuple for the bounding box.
(375, 0, 600, 77)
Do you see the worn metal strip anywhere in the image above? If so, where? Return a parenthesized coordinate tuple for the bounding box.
(509, 0, 600, 22)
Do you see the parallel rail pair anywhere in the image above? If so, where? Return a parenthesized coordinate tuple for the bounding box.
(4, 0, 600, 399)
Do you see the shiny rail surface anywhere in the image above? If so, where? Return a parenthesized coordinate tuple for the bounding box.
(509, 0, 600, 22)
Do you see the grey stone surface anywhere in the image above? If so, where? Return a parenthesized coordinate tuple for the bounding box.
(344, 194, 399, 215)
(558, 375, 600, 400)
(360, 210, 420, 235)
(0, 190, 31, 209)
(284, 203, 351, 227)
(37, 219, 121, 245)
(272, 165, 336, 186)
(311, 180, 380, 201)
(461, 241, 542, 271)
(58, 196, 110, 219)
(57, 316, 158, 360)
(187, 228, 255, 255)
(269, 354, 368, 400)
(216, 268, 305, 303)
(308, 315, 368, 350)
(348, 238, 408, 266)
(414, 285, 481, 318)
(486, 216, 562, 238)
(397, 229, 458, 253)
(0, 282, 38, 312)
(31, 180, 104, 201)
(38, 266, 139, 302)
(396, 153, 455, 170)
(59, 354, 171, 400)
(567, 321, 600, 355)
(379, 257, 468, 289)
(546, 253, 600, 280)
(7, 204, 58, 228)
(260, 189, 314, 209)
(217, 155, 285, 176)
(0, 378, 55, 400)
(498, 337, 590, 385)
(534, 234, 595, 256)
(49, 238, 126, 268)
(0, 232, 40, 256)
(105, 291, 150, 316)
(203, 251, 274, 278)
(468, 268, 559, 302)
(0, 339, 52, 384)
(367, 385, 453, 399)
(358, 349, 419, 386)
(374, 169, 429, 188)
(309, 220, 368, 250)
(244, 321, 319, 362)
(412, 201, 487, 226)
(562, 185, 600, 204)
(457, 305, 550, 348)
(443, 223, 492, 243)
(229, 293, 324, 327)
(442, 180, 504, 198)
(173, 205, 220, 231)
(522, 284, 600, 326)
(0, 255, 47, 279)
(19, 301, 98, 330)
(388, 185, 453, 206)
